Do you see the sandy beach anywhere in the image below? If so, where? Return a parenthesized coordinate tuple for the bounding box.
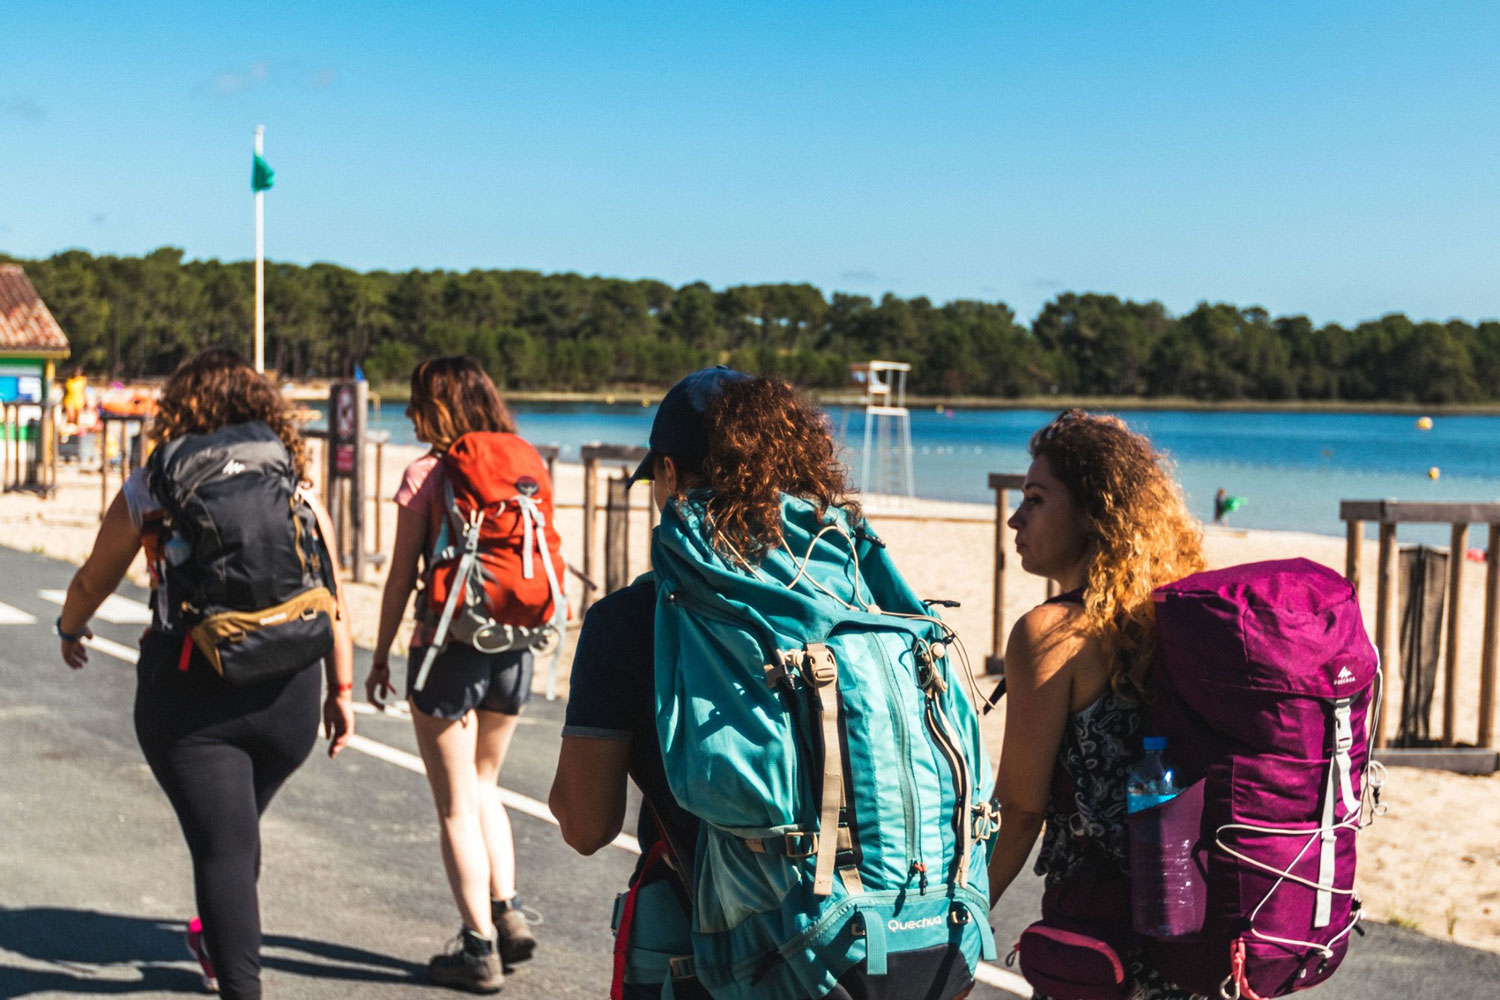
(7, 441, 1497, 953)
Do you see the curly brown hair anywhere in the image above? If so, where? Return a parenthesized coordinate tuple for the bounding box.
(149, 348, 309, 481)
(678, 376, 860, 562)
(1029, 408, 1205, 696)
(408, 356, 516, 452)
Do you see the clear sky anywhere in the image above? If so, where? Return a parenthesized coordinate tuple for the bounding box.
(2, 1, 1497, 326)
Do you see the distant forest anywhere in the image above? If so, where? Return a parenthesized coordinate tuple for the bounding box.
(8, 247, 1498, 403)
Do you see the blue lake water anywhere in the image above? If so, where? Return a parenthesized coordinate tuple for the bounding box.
(356, 402, 1500, 546)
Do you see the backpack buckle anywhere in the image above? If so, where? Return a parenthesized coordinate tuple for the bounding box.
(782, 831, 818, 858)
(765, 650, 802, 689)
(803, 643, 837, 686)
(668, 956, 697, 981)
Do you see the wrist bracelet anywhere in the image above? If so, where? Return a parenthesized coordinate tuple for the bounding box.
(55, 616, 86, 642)
(334, 682, 354, 693)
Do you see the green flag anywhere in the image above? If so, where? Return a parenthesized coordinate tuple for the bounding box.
(252, 153, 274, 192)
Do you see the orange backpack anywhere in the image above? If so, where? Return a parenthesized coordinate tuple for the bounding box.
(413, 432, 566, 690)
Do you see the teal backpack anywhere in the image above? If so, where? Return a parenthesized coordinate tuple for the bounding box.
(652, 493, 998, 1000)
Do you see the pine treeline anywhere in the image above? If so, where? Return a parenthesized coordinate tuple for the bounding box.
(10, 247, 1497, 403)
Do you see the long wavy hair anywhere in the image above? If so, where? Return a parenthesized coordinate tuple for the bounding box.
(408, 356, 516, 452)
(149, 349, 309, 481)
(672, 376, 860, 562)
(1029, 408, 1204, 696)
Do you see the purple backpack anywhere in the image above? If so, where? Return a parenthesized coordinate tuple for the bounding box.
(1141, 558, 1379, 999)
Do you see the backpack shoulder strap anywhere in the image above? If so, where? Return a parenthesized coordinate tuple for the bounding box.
(413, 503, 485, 692)
(294, 485, 339, 599)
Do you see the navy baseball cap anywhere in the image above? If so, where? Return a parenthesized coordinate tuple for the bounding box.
(629, 366, 753, 485)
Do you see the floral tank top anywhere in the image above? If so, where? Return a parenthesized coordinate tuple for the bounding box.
(1030, 589, 1144, 887)
(1033, 684, 1143, 888)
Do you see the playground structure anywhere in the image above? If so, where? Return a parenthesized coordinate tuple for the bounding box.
(843, 360, 914, 502)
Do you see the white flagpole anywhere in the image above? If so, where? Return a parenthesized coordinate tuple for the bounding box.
(254, 124, 266, 373)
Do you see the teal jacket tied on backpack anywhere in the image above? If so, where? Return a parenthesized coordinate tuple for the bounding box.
(652, 494, 997, 1000)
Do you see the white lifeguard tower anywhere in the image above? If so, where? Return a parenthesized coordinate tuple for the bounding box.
(847, 360, 914, 501)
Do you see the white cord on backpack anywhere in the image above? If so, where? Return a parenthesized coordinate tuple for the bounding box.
(1221, 816, 1358, 960)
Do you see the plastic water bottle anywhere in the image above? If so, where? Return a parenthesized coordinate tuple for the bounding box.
(1127, 737, 1201, 937)
(1126, 736, 1178, 813)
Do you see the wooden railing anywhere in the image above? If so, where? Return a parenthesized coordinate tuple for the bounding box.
(1341, 500, 1499, 772)
(580, 444, 652, 616)
(3, 401, 60, 496)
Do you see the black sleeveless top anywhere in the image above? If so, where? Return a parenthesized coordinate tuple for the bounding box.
(1031, 590, 1144, 889)
(1027, 591, 1204, 1000)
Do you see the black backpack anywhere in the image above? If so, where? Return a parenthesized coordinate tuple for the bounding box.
(147, 420, 337, 685)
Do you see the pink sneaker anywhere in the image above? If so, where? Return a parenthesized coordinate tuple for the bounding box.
(185, 917, 218, 993)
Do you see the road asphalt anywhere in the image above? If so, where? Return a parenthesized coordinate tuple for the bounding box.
(0, 545, 1494, 999)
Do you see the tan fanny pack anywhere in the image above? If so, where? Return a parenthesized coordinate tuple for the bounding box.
(189, 586, 338, 684)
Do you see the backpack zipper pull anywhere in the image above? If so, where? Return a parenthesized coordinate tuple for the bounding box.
(911, 861, 927, 894)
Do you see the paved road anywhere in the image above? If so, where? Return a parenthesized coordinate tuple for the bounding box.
(0, 545, 1494, 999)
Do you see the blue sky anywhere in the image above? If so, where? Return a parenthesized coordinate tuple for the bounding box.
(2, 2, 1497, 325)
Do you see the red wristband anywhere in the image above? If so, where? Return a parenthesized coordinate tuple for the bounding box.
(334, 682, 354, 694)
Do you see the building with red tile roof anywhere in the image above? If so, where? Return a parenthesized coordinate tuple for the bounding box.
(1, 266, 70, 491)
(0, 264, 70, 358)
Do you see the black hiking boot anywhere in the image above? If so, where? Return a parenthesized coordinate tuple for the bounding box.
(428, 928, 503, 994)
(492, 897, 537, 966)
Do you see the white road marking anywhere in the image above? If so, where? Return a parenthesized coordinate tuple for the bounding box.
(344, 733, 643, 854)
(974, 962, 1029, 996)
(84, 634, 141, 662)
(351, 701, 412, 720)
(0, 601, 37, 625)
(39, 589, 153, 624)
(68, 627, 1027, 996)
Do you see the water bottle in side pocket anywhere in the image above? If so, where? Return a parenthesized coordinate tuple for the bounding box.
(1127, 737, 1202, 938)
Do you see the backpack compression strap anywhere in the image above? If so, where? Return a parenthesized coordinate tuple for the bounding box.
(804, 642, 845, 897)
(1315, 696, 1360, 928)
(512, 492, 567, 634)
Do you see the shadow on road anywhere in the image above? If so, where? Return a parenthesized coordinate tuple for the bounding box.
(0, 906, 424, 996)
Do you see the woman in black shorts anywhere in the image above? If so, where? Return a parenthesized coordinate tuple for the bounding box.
(366, 356, 537, 993)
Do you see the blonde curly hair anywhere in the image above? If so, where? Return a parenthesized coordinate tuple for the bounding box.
(1029, 409, 1204, 697)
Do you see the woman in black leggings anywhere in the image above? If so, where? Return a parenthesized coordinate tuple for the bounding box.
(57, 350, 354, 1000)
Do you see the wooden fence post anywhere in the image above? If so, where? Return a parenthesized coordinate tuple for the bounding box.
(1373, 521, 1397, 749)
(1481, 523, 1500, 751)
(986, 473, 1026, 675)
(605, 475, 631, 594)
(1443, 522, 1467, 746)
